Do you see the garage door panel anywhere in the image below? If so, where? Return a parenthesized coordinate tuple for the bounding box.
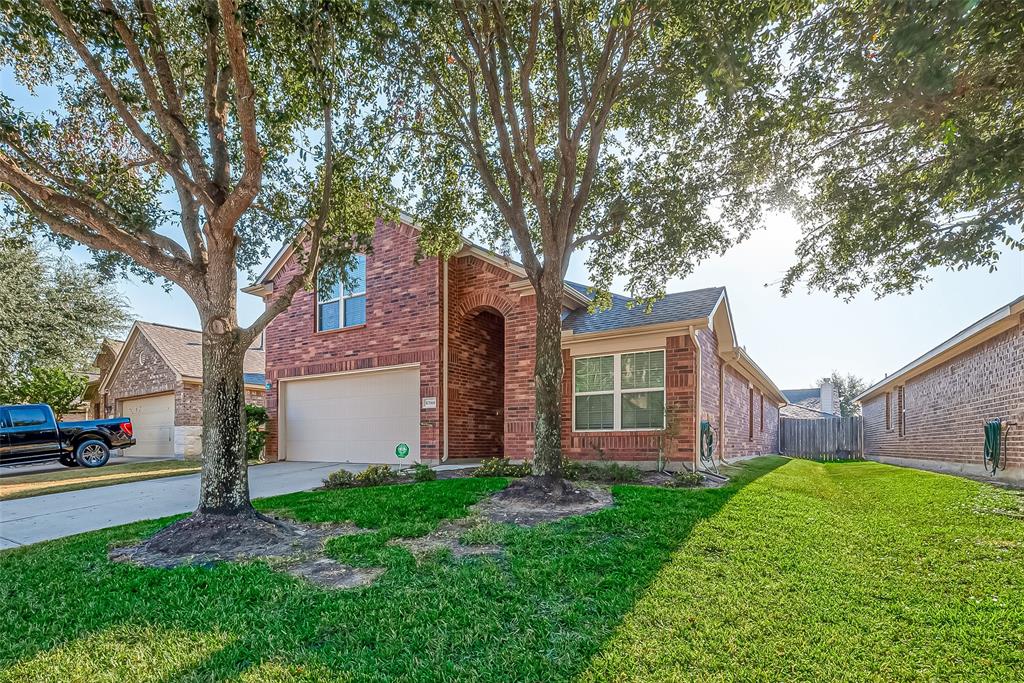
(283, 367, 420, 464)
(122, 394, 175, 457)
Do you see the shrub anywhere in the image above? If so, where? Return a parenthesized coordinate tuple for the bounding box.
(572, 462, 643, 484)
(355, 464, 397, 487)
(475, 457, 532, 478)
(244, 404, 269, 461)
(323, 469, 357, 489)
(561, 459, 583, 480)
(0, 366, 88, 419)
(322, 465, 398, 489)
(671, 471, 705, 488)
(409, 463, 436, 482)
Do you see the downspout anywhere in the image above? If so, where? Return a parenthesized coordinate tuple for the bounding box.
(689, 325, 701, 474)
(718, 361, 726, 465)
(441, 259, 450, 462)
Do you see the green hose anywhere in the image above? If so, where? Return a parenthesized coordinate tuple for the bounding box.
(700, 419, 716, 472)
(984, 419, 1003, 475)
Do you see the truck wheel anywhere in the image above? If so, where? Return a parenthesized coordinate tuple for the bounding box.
(75, 440, 110, 468)
(58, 455, 80, 467)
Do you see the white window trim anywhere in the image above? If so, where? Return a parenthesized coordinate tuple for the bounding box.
(573, 349, 666, 432)
(316, 255, 367, 332)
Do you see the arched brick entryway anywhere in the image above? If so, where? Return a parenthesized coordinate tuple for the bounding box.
(448, 303, 507, 459)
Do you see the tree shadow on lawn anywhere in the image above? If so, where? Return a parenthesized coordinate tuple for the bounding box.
(0, 457, 788, 682)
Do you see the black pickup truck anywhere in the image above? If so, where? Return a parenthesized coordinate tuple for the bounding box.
(0, 404, 135, 468)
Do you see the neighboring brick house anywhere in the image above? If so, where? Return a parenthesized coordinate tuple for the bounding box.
(245, 218, 785, 469)
(81, 338, 124, 420)
(857, 295, 1024, 481)
(781, 382, 840, 419)
(96, 322, 266, 458)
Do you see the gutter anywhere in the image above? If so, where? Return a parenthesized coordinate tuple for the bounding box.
(441, 258, 450, 463)
(689, 325, 701, 474)
(855, 294, 1024, 402)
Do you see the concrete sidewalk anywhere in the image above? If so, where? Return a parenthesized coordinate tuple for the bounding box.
(0, 461, 360, 549)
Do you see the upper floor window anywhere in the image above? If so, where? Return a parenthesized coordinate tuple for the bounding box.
(573, 350, 665, 431)
(317, 255, 366, 332)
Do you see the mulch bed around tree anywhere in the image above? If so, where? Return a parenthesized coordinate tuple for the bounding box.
(471, 476, 615, 526)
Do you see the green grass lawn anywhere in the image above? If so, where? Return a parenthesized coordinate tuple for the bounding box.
(1, 457, 1022, 682)
(0, 459, 201, 500)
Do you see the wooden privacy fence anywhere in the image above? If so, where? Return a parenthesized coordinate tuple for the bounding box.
(779, 416, 863, 460)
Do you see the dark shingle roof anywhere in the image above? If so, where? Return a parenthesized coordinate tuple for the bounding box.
(561, 286, 724, 335)
(782, 388, 820, 404)
(780, 403, 833, 419)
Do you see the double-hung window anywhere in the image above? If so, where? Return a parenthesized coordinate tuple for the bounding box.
(317, 255, 366, 332)
(573, 350, 665, 431)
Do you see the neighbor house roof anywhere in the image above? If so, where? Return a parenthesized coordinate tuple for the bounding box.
(782, 388, 820, 405)
(561, 286, 725, 335)
(102, 321, 266, 391)
(780, 403, 833, 419)
(856, 293, 1024, 403)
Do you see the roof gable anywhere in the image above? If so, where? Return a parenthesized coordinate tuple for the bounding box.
(101, 321, 266, 392)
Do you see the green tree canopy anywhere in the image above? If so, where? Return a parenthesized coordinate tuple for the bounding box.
(0, 366, 90, 418)
(0, 0, 396, 550)
(771, 0, 1024, 298)
(0, 237, 130, 379)
(382, 0, 783, 479)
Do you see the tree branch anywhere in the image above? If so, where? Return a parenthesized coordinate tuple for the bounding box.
(39, 0, 213, 210)
(214, 0, 263, 231)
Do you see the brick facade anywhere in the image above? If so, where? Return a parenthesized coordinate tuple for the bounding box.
(259, 221, 781, 467)
(721, 363, 779, 457)
(106, 333, 178, 415)
(100, 326, 265, 459)
(862, 316, 1024, 480)
(262, 221, 442, 462)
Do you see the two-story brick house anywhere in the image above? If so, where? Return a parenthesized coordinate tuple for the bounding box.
(244, 218, 785, 469)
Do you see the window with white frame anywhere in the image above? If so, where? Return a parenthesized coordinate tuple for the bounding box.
(573, 350, 665, 431)
(317, 255, 366, 332)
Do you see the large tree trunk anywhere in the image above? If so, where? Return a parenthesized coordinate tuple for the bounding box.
(532, 269, 565, 479)
(198, 326, 251, 514)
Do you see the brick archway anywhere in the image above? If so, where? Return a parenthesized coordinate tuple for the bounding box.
(453, 289, 516, 321)
(448, 294, 508, 459)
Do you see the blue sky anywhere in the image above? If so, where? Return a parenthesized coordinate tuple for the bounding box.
(4, 68, 1022, 390)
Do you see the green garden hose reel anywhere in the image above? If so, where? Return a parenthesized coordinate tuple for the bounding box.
(700, 419, 718, 474)
(983, 419, 1009, 476)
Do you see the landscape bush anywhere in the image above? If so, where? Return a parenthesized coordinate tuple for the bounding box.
(475, 457, 532, 478)
(244, 404, 269, 461)
(566, 462, 643, 484)
(322, 465, 398, 490)
(409, 463, 436, 482)
(322, 469, 357, 489)
(671, 471, 705, 488)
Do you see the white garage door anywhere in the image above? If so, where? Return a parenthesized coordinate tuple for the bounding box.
(282, 366, 420, 463)
(121, 394, 175, 457)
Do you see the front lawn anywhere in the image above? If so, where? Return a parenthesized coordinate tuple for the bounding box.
(0, 459, 201, 501)
(1, 457, 1022, 681)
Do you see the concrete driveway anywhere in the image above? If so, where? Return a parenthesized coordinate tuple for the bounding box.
(0, 461, 362, 549)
